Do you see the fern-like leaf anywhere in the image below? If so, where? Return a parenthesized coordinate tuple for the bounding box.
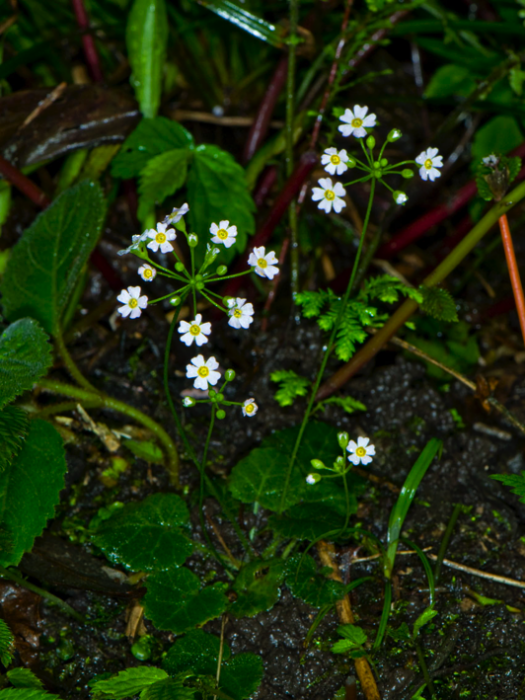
(420, 287, 458, 323)
(361, 275, 422, 305)
(317, 396, 367, 415)
(295, 290, 331, 318)
(6, 670, 43, 689)
(0, 618, 14, 668)
(91, 667, 169, 700)
(491, 472, 525, 505)
(140, 678, 196, 700)
(270, 371, 310, 407)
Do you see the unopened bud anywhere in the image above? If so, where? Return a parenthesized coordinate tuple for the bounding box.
(380, 158, 388, 167)
(393, 191, 408, 205)
(387, 128, 402, 142)
(216, 409, 226, 420)
(225, 369, 236, 381)
(170, 296, 181, 306)
(337, 432, 350, 449)
(310, 459, 326, 470)
(208, 389, 216, 398)
(401, 169, 414, 179)
(216, 393, 224, 402)
(188, 234, 198, 248)
(216, 265, 227, 275)
(346, 155, 357, 168)
(175, 262, 185, 272)
(366, 135, 376, 150)
(334, 455, 346, 471)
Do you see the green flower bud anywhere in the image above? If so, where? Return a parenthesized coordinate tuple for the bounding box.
(401, 169, 414, 179)
(208, 389, 216, 398)
(188, 234, 199, 248)
(216, 393, 224, 402)
(334, 455, 346, 472)
(216, 409, 226, 420)
(169, 296, 181, 306)
(195, 274, 203, 281)
(366, 135, 376, 150)
(216, 265, 228, 276)
(225, 369, 236, 381)
(196, 282, 205, 291)
(380, 158, 388, 167)
(346, 155, 357, 168)
(310, 459, 326, 470)
(373, 161, 381, 169)
(175, 262, 185, 272)
(337, 432, 350, 449)
(387, 128, 402, 142)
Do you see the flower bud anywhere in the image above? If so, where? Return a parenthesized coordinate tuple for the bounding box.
(216, 265, 228, 276)
(216, 393, 224, 402)
(306, 473, 321, 485)
(380, 158, 388, 167)
(337, 432, 350, 449)
(208, 389, 216, 398)
(393, 191, 408, 206)
(346, 155, 357, 168)
(387, 128, 402, 142)
(169, 296, 181, 306)
(188, 233, 199, 248)
(334, 455, 346, 472)
(175, 262, 185, 272)
(182, 396, 195, 407)
(225, 369, 236, 381)
(223, 296, 233, 306)
(401, 169, 414, 179)
(195, 274, 203, 281)
(196, 282, 204, 290)
(216, 409, 226, 420)
(366, 135, 376, 150)
(310, 459, 326, 470)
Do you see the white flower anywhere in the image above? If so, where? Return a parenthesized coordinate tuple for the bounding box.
(163, 203, 189, 225)
(247, 246, 279, 280)
(227, 298, 254, 329)
(311, 178, 346, 214)
(394, 191, 408, 205)
(321, 148, 350, 176)
(146, 222, 176, 254)
(183, 396, 195, 407)
(118, 234, 142, 257)
(338, 105, 377, 138)
(117, 286, 148, 319)
(415, 147, 443, 182)
(210, 220, 238, 249)
(347, 437, 375, 466)
(178, 314, 212, 347)
(138, 263, 157, 282)
(306, 473, 321, 484)
(482, 155, 499, 167)
(186, 355, 221, 391)
(242, 398, 258, 417)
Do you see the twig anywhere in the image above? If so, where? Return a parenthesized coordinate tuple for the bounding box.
(214, 615, 228, 700)
(0, 154, 51, 208)
(171, 109, 284, 130)
(71, 0, 103, 83)
(426, 554, 525, 590)
(286, 0, 300, 299)
(498, 212, 525, 346)
(20, 82, 67, 129)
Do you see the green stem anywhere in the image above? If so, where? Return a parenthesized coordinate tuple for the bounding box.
(286, 0, 299, 299)
(434, 503, 463, 584)
(278, 179, 376, 513)
(414, 638, 437, 699)
(0, 566, 84, 623)
(55, 330, 100, 394)
(37, 378, 180, 486)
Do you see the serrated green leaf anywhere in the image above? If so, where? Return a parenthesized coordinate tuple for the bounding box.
(285, 554, 346, 607)
(0, 618, 14, 668)
(220, 654, 263, 700)
(0, 691, 58, 700)
(268, 505, 347, 541)
(0, 406, 29, 473)
(420, 287, 458, 323)
(270, 370, 310, 407)
(126, 0, 168, 118)
(144, 568, 228, 633)
(163, 630, 229, 677)
(6, 669, 43, 689)
(296, 290, 331, 317)
(361, 275, 423, 305)
(1, 182, 105, 336)
(317, 396, 366, 415)
(91, 667, 169, 699)
(187, 145, 255, 264)
(424, 64, 476, 99)
(509, 67, 525, 96)
(140, 678, 195, 700)
(472, 116, 523, 167)
(0, 419, 66, 567)
(491, 471, 525, 504)
(0, 319, 52, 409)
(338, 624, 367, 645)
(412, 607, 438, 637)
(111, 118, 194, 180)
(93, 493, 192, 573)
(230, 559, 284, 617)
(388, 621, 411, 642)
(138, 149, 191, 221)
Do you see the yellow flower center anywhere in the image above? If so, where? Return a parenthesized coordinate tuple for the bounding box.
(143, 268, 153, 279)
(351, 118, 363, 128)
(424, 159, 433, 170)
(233, 309, 242, 318)
(330, 154, 341, 165)
(245, 403, 255, 414)
(257, 258, 268, 268)
(325, 190, 335, 201)
(355, 446, 366, 457)
(197, 366, 209, 378)
(189, 324, 201, 336)
(128, 298, 138, 309)
(156, 232, 166, 243)
(217, 228, 228, 240)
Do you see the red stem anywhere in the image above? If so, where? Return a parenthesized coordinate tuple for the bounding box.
(498, 213, 525, 345)
(347, 11, 409, 70)
(71, 0, 103, 83)
(253, 166, 278, 209)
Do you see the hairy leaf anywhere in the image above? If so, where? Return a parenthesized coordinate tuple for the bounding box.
(163, 630, 228, 677)
(332, 624, 367, 654)
(413, 607, 438, 637)
(138, 149, 191, 220)
(0, 406, 29, 473)
(93, 493, 192, 572)
(0, 420, 66, 568)
(6, 670, 43, 690)
(230, 559, 284, 617)
(91, 667, 169, 699)
(270, 370, 310, 407)
(285, 554, 346, 608)
(472, 115, 523, 166)
(1, 181, 105, 336)
(0, 618, 14, 668)
(491, 472, 525, 504)
(144, 568, 228, 633)
(0, 692, 58, 700)
(219, 654, 264, 700)
(268, 505, 347, 541)
(0, 319, 52, 410)
(361, 275, 422, 305)
(140, 678, 195, 700)
(317, 395, 366, 415)
(420, 287, 458, 323)
(126, 0, 168, 118)
(112, 117, 194, 179)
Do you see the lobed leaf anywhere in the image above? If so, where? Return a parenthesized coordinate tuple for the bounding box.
(230, 559, 285, 617)
(285, 554, 346, 608)
(140, 678, 195, 700)
(0, 618, 15, 668)
(270, 370, 310, 407)
(6, 670, 43, 690)
(91, 667, 169, 699)
(219, 653, 264, 700)
(420, 287, 458, 323)
(138, 149, 191, 221)
(163, 630, 228, 677)
(0, 319, 52, 410)
(491, 472, 525, 504)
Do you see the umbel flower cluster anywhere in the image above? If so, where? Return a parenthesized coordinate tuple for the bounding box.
(306, 432, 376, 485)
(312, 104, 443, 214)
(116, 204, 277, 420)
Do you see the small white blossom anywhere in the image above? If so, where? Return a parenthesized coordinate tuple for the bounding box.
(186, 355, 221, 391)
(394, 191, 408, 205)
(338, 105, 377, 138)
(163, 203, 189, 225)
(210, 220, 237, 249)
(321, 147, 350, 176)
(183, 396, 195, 407)
(227, 298, 254, 329)
(118, 234, 142, 257)
(146, 222, 176, 254)
(247, 246, 279, 280)
(178, 314, 212, 347)
(311, 178, 346, 214)
(306, 473, 321, 484)
(347, 437, 375, 466)
(482, 155, 499, 167)
(415, 148, 443, 182)
(138, 263, 157, 282)
(242, 398, 258, 417)
(117, 286, 148, 319)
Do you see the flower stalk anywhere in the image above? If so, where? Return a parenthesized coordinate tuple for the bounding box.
(498, 212, 525, 346)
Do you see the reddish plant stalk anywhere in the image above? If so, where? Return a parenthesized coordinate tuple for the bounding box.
(253, 166, 278, 209)
(498, 213, 525, 345)
(346, 10, 409, 70)
(71, 0, 103, 83)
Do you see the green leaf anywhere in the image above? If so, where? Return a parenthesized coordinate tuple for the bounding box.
(138, 149, 190, 221)
(0, 618, 15, 668)
(0, 319, 52, 409)
(337, 624, 367, 645)
(111, 117, 194, 180)
(388, 622, 411, 642)
(412, 607, 438, 637)
(140, 678, 195, 700)
(230, 559, 285, 617)
(6, 670, 43, 690)
(270, 370, 310, 407)
(126, 0, 168, 118)
(472, 116, 523, 167)
(0, 691, 59, 700)
(268, 504, 347, 541)
(419, 287, 458, 323)
(361, 275, 423, 305)
(91, 667, 169, 699)
(491, 471, 525, 504)
(187, 145, 255, 263)
(144, 568, 228, 633)
(163, 630, 228, 677)
(295, 290, 330, 318)
(124, 439, 164, 464)
(220, 654, 263, 700)
(195, 0, 285, 48)
(317, 396, 366, 415)
(424, 64, 476, 99)
(285, 554, 346, 608)
(0, 406, 30, 473)
(1, 181, 105, 336)
(93, 493, 192, 573)
(0, 419, 66, 568)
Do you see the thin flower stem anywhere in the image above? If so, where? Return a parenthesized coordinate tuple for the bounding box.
(498, 212, 525, 346)
(414, 638, 437, 699)
(208, 269, 252, 283)
(286, 0, 300, 299)
(54, 330, 100, 395)
(278, 179, 376, 513)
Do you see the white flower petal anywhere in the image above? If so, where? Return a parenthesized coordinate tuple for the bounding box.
(338, 124, 353, 137)
(117, 290, 131, 304)
(360, 455, 373, 465)
(354, 104, 368, 119)
(348, 453, 361, 465)
(311, 188, 325, 202)
(332, 198, 346, 213)
(118, 305, 131, 317)
(348, 440, 357, 452)
(357, 437, 369, 448)
(318, 199, 331, 213)
(194, 375, 208, 391)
